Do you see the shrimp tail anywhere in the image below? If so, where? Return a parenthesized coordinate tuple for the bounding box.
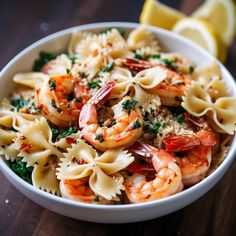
(79, 81, 116, 128)
(129, 141, 154, 159)
(90, 81, 116, 107)
(163, 136, 201, 152)
(163, 130, 217, 152)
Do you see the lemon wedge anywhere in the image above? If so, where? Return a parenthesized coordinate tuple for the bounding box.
(172, 18, 227, 63)
(140, 0, 186, 30)
(192, 0, 236, 46)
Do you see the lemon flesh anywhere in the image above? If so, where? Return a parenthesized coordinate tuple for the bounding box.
(192, 0, 236, 46)
(140, 0, 186, 30)
(172, 18, 226, 63)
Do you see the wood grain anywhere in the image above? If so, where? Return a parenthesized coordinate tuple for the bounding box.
(0, 0, 236, 235)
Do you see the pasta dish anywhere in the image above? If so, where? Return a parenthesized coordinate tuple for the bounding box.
(0, 27, 235, 204)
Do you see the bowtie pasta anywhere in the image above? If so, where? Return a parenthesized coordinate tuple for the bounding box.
(1, 26, 235, 204)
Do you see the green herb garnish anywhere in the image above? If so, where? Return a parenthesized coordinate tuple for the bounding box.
(134, 52, 145, 60)
(49, 79, 56, 90)
(11, 98, 25, 111)
(176, 114, 185, 124)
(51, 99, 61, 112)
(7, 157, 33, 184)
(174, 82, 185, 86)
(168, 106, 186, 115)
(107, 120, 117, 128)
(95, 134, 104, 142)
(66, 68, 71, 74)
(68, 55, 77, 65)
(88, 81, 101, 89)
(58, 127, 77, 139)
(93, 195, 100, 202)
(151, 53, 161, 59)
(189, 66, 195, 73)
(102, 62, 115, 72)
(131, 120, 142, 130)
(79, 72, 88, 78)
(99, 119, 105, 127)
(122, 98, 137, 113)
(149, 122, 161, 134)
(33, 52, 56, 72)
(162, 58, 173, 67)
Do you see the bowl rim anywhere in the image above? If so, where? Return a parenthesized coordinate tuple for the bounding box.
(1, 21, 236, 210)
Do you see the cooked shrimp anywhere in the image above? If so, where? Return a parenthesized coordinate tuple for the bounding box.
(174, 147, 212, 186)
(163, 129, 218, 152)
(35, 74, 90, 127)
(60, 178, 109, 204)
(122, 58, 191, 106)
(163, 128, 217, 186)
(124, 142, 183, 203)
(79, 82, 143, 151)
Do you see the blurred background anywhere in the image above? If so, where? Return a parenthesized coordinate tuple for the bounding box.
(0, 0, 236, 236)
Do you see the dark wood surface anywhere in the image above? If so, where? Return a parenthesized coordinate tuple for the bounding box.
(1, 0, 236, 235)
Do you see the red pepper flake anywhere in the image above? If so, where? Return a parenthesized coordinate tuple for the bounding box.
(20, 143, 32, 153)
(37, 104, 43, 110)
(65, 137, 76, 144)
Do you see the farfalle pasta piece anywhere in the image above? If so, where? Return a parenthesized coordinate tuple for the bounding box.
(127, 26, 160, 51)
(13, 72, 48, 89)
(192, 61, 229, 99)
(32, 157, 60, 195)
(73, 29, 129, 78)
(0, 109, 39, 130)
(182, 83, 236, 134)
(16, 117, 64, 167)
(41, 54, 72, 76)
(54, 131, 82, 151)
(68, 31, 93, 55)
(108, 66, 167, 109)
(57, 140, 134, 200)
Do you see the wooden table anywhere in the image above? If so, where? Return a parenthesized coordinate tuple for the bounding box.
(1, 0, 236, 235)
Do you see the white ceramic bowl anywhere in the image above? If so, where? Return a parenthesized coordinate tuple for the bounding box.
(0, 22, 236, 223)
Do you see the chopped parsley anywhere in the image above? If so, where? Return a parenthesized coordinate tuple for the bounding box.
(122, 98, 138, 113)
(33, 52, 56, 72)
(174, 82, 185, 86)
(7, 157, 33, 184)
(162, 58, 173, 67)
(88, 81, 101, 89)
(99, 119, 105, 127)
(151, 53, 161, 59)
(49, 79, 56, 90)
(93, 195, 100, 202)
(134, 52, 145, 60)
(51, 99, 61, 112)
(176, 114, 185, 124)
(11, 98, 25, 111)
(168, 106, 186, 116)
(95, 134, 104, 142)
(68, 55, 77, 65)
(131, 120, 142, 130)
(79, 72, 88, 78)
(108, 120, 117, 127)
(102, 62, 115, 72)
(66, 68, 71, 74)
(149, 122, 161, 134)
(189, 66, 195, 73)
(58, 127, 77, 139)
